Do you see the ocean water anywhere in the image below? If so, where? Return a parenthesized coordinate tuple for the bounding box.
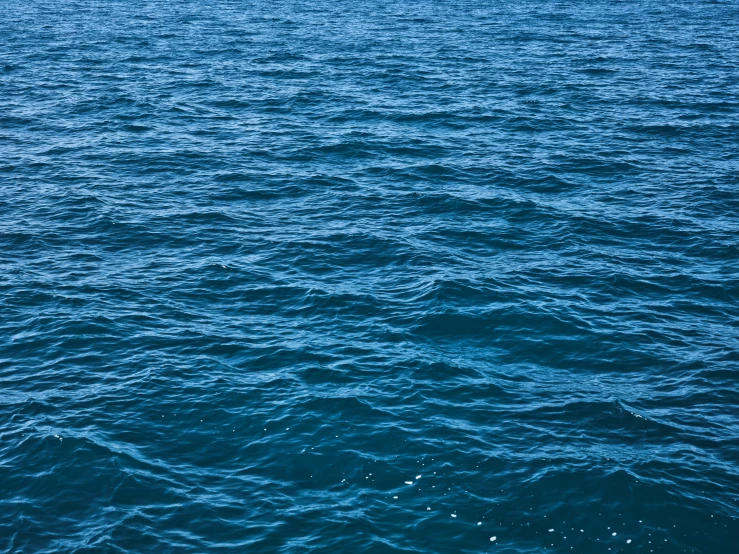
(1, 0, 738, 552)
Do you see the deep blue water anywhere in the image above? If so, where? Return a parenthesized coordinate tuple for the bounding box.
(1, 1, 738, 552)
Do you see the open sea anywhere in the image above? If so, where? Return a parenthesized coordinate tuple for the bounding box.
(1, 1, 738, 552)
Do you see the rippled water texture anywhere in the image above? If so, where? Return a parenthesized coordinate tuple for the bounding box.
(1, 1, 738, 552)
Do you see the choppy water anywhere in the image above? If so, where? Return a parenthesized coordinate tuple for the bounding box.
(2, 1, 739, 552)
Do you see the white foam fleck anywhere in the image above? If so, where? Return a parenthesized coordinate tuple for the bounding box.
(416, 475, 421, 479)
(627, 539, 632, 544)
(490, 536, 497, 542)
(405, 481, 413, 485)
(478, 522, 482, 525)
(451, 514, 457, 518)
(393, 496, 398, 499)
(549, 529, 554, 532)
(612, 532, 617, 536)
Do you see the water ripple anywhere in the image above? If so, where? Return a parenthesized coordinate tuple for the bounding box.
(1, 0, 738, 552)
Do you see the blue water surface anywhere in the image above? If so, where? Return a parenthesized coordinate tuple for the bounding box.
(1, 1, 738, 552)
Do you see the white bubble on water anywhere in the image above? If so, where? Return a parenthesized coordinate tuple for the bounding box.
(405, 481, 413, 485)
(451, 514, 457, 518)
(490, 536, 496, 542)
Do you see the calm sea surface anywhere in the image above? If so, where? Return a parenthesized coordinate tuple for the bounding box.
(1, 1, 738, 552)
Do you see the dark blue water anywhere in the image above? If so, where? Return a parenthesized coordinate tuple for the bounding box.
(2, 1, 738, 552)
